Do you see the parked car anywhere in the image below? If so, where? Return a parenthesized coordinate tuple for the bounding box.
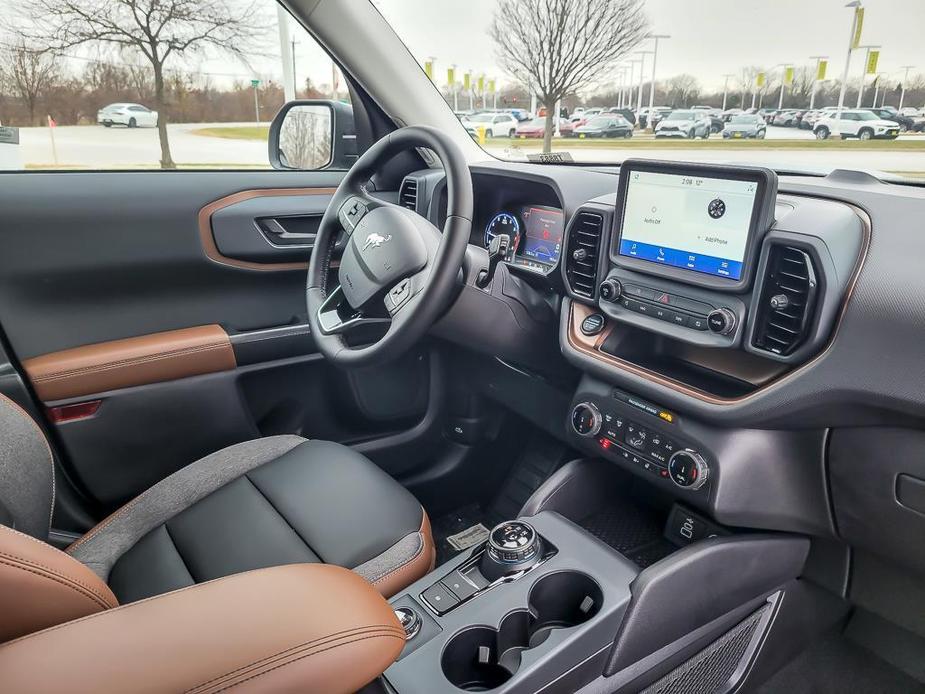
(723, 114, 767, 139)
(607, 107, 637, 125)
(502, 108, 532, 122)
(96, 103, 158, 128)
(900, 106, 923, 118)
(863, 107, 915, 133)
(721, 108, 744, 122)
(462, 112, 519, 137)
(814, 109, 900, 140)
(771, 110, 800, 127)
(514, 117, 573, 138)
(757, 108, 779, 122)
(572, 114, 633, 138)
(655, 109, 712, 138)
(569, 107, 603, 125)
(644, 106, 673, 129)
(799, 110, 822, 129)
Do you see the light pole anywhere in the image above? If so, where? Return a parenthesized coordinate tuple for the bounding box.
(899, 65, 915, 110)
(636, 51, 653, 115)
(856, 44, 880, 108)
(809, 56, 828, 109)
(721, 73, 734, 111)
(837, 1, 862, 114)
(646, 34, 670, 130)
(628, 58, 643, 112)
(276, 5, 295, 102)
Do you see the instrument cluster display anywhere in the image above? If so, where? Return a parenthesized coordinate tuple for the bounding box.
(484, 205, 564, 272)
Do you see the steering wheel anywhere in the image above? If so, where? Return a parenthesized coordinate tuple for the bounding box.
(306, 126, 473, 367)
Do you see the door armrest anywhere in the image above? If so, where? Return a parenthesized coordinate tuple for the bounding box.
(0, 563, 405, 694)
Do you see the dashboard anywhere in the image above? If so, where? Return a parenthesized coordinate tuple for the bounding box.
(401, 156, 925, 601)
(483, 205, 564, 273)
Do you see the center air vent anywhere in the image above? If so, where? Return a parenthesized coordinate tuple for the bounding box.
(399, 177, 418, 211)
(752, 245, 818, 356)
(565, 211, 604, 298)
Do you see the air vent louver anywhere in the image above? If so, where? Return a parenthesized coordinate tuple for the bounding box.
(565, 211, 604, 298)
(752, 245, 817, 356)
(399, 178, 418, 211)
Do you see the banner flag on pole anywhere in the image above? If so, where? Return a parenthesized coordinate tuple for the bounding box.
(816, 59, 828, 81)
(866, 49, 880, 75)
(852, 7, 864, 49)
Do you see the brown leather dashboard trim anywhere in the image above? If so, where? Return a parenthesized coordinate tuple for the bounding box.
(198, 188, 337, 271)
(22, 325, 236, 402)
(566, 203, 872, 405)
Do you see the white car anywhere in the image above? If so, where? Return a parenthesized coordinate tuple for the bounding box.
(655, 109, 712, 139)
(97, 103, 159, 128)
(462, 112, 519, 138)
(814, 109, 900, 140)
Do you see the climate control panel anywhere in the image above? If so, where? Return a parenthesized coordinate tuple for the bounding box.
(568, 388, 712, 493)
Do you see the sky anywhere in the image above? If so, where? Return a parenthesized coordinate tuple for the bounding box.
(373, 0, 925, 94)
(41, 0, 925, 96)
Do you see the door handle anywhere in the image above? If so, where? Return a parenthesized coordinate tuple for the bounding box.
(259, 218, 317, 243)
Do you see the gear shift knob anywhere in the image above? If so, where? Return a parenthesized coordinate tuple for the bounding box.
(479, 520, 542, 582)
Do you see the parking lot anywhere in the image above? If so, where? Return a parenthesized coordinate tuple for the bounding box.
(9, 121, 925, 175)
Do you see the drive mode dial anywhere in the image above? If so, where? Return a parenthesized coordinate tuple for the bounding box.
(571, 403, 602, 437)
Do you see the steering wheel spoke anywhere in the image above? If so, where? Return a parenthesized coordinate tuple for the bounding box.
(317, 286, 391, 335)
(306, 125, 473, 367)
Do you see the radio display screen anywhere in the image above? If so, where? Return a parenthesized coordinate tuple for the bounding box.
(618, 170, 759, 280)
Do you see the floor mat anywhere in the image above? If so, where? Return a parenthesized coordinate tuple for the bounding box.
(431, 503, 488, 567)
(578, 501, 676, 569)
(755, 633, 925, 694)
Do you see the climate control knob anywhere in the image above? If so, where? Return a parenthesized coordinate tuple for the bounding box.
(571, 402, 602, 437)
(707, 308, 737, 336)
(667, 449, 709, 490)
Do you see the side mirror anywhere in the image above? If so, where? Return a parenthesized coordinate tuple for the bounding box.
(268, 100, 357, 171)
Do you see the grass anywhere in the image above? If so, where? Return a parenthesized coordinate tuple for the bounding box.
(189, 126, 269, 140)
(494, 136, 925, 151)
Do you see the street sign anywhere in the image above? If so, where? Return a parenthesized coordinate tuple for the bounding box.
(816, 60, 828, 81)
(866, 50, 880, 75)
(250, 79, 260, 88)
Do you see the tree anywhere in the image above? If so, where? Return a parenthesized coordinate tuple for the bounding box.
(490, 0, 649, 153)
(664, 74, 700, 108)
(1, 39, 60, 126)
(21, 0, 264, 168)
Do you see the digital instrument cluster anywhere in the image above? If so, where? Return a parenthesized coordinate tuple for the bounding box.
(484, 204, 564, 273)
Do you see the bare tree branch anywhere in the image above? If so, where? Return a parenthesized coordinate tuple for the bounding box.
(1, 39, 60, 126)
(490, 0, 649, 151)
(18, 0, 268, 167)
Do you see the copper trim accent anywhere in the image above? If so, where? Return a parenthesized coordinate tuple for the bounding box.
(23, 325, 237, 402)
(198, 188, 337, 271)
(566, 204, 872, 405)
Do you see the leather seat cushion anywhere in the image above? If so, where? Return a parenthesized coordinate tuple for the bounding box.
(67, 438, 431, 603)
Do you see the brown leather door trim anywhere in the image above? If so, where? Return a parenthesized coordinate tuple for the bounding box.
(198, 188, 337, 271)
(22, 325, 237, 402)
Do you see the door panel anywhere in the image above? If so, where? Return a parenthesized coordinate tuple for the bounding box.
(0, 171, 432, 516)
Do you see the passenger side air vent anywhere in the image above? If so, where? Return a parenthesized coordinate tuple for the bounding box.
(399, 177, 418, 211)
(752, 245, 818, 356)
(565, 211, 604, 298)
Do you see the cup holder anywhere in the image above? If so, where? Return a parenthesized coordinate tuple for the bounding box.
(441, 571, 603, 691)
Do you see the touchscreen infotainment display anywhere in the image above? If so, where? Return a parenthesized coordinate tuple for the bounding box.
(618, 170, 758, 280)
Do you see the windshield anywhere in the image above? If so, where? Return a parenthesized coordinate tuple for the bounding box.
(378, 0, 924, 178)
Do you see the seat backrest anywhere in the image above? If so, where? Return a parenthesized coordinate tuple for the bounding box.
(0, 394, 55, 539)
